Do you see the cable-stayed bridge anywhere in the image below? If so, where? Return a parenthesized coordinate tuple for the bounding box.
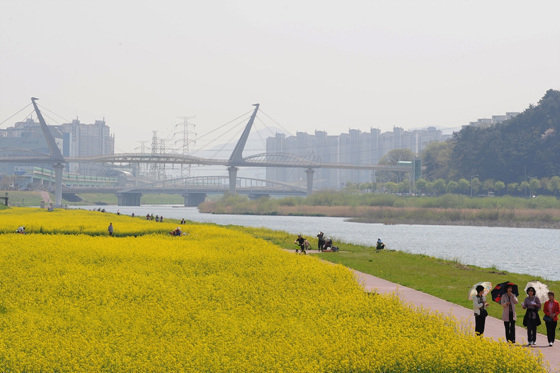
(2, 99, 413, 206)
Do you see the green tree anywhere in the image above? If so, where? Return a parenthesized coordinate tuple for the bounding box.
(541, 178, 552, 195)
(450, 90, 560, 182)
(507, 182, 518, 195)
(550, 176, 560, 196)
(397, 181, 410, 193)
(529, 179, 541, 196)
(421, 141, 453, 180)
(458, 178, 470, 195)
(519, 181, 530, 197)
(384, 182, 398, 193)
(415, 178, 428, 195)
(378, 149, 415, 182)
(482, 179, 495, 194)
(446, 180, 459, 194)
(426, 181, 435, 195)
(494, 181, 506, 195)
(433, 179, 447, 196)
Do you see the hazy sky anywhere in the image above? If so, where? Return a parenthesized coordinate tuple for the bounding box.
(1, 0, 559, 153)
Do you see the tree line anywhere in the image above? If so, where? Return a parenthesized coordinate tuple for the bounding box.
(345, 175, 560, 197)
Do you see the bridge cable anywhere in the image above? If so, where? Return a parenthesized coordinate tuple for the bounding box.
(259, 109, 296, 137)
(192, 109, 252, 145)
(37, 104, 72, 124)
(192, 112, 251, 156)
(0, 103, 33, 127)
(206, 118, 250, 159)
(255, 116, 280, 139)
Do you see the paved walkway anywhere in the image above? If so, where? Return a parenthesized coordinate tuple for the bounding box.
(297, 250, 559, 371)
(353, 268, 559, 372)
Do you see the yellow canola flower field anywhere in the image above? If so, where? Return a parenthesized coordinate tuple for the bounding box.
(0, 209, 547, 372)
(0, 207, 181, 236)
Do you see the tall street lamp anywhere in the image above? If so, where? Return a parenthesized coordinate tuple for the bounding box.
(470, 174, 478, 197)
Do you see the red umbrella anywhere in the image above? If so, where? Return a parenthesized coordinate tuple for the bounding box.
(490, 281, 519, 304)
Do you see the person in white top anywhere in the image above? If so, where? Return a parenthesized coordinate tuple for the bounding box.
(473, 285, 489, 336)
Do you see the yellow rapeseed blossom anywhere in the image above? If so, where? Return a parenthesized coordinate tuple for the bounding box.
(0, 208, 547, 372)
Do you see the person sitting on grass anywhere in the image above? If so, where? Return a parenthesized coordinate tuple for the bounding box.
(376, 238, 385, 250)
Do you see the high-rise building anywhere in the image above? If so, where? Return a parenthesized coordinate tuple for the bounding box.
(0, 118, 114, 183)
(57, 119, 114, 175)
(265, 126, 447, 189)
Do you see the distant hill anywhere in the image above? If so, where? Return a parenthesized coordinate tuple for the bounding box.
(451, 89, 560, 183)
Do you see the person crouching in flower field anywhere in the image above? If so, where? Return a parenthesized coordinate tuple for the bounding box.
(294, 234, 306, 255)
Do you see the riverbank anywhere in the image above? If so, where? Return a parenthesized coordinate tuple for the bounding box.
(230, 225, 560, 341)
(2, 207, 546, 371)
(200, 203, 560, 229)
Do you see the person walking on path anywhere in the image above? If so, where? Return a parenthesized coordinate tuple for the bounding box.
(473, 285, 489, 336)
(294, 234, 306, 255)
(501, 284, 518, 343)
(108, 222, 114, 236)
(521, 286, 541, 345)
(543, 291, 559, 347)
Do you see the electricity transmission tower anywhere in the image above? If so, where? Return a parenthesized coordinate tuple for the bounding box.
(175, 116, 197, 179)
(151, 131, 160, 180)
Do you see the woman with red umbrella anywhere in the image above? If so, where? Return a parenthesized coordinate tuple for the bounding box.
(501, 284, 519, 343)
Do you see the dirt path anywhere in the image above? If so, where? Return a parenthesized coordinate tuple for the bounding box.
(293, 249, 559, 371)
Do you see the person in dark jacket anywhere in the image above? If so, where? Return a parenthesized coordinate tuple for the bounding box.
(473, 285, 489, 336)
(522, 286, 541, 346)
(317, 232, 325, 251)
(294, 234, 306, 255)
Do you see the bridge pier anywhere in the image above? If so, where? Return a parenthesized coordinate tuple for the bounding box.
(228, 166, 238, 194)
(54, 163, 64, 207)
(116, 191, 142, 206)
(305, 168, 315, 196)
(182, 192, 207, 207)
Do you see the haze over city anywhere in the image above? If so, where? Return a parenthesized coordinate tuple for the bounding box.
(1, 0, 559, 153)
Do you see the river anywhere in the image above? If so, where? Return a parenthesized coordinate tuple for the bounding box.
(73, 205, 560, 281)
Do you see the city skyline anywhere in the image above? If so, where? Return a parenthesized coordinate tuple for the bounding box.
(1, 1, 558, 153)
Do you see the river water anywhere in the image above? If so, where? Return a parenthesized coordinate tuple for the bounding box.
(74, 205, 560, 281)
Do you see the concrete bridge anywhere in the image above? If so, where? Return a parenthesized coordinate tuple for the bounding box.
(2, 99, 415, 207)
(62, 176, 307, 206)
